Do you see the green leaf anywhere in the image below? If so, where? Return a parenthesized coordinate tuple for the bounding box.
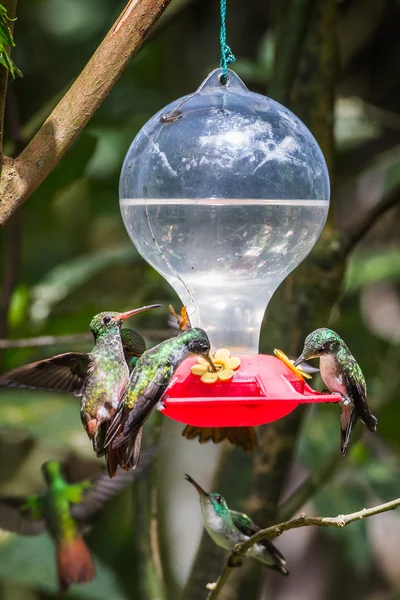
(0, 3, 22, 79)
(345, 248, 400, 291)
(0, 532, 129, 599)
(29, 245, 139, 322)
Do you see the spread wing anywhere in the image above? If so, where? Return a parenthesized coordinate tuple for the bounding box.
(0, 353, 91, 395)
(0, 497, 45, 536)
(71, 446, 158, 521)
(230, 511, 286, 562)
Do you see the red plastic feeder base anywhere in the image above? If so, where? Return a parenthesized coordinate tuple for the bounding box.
(160, 354, 341, 427)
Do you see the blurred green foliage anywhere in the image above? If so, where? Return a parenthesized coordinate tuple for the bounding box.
(0, 4, 22, 79)
(0, 1, 400, 599)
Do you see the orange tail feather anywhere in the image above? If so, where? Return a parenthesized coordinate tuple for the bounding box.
(182, 426, 258, 452)
(56, 536, 95, 594)
(107, 444, 128, 478)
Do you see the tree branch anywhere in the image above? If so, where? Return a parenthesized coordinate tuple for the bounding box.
(269, 0, 316, 105)
(0, 330, 171, 349)
(0, 0, 172, 227)
(206, 497, 400, 600)
(338, 183, 400, 259)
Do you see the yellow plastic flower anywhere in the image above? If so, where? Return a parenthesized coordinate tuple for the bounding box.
(274, 349, 312, 380)
(191, 348, 241, 383)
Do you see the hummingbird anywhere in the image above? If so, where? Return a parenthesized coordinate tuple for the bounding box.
(105, 328, 215, 473)
(294, 328, 377, 456)
(0, 305, 161, 468)
(185, 474, 289, 575)
(0, 453, 155, 593)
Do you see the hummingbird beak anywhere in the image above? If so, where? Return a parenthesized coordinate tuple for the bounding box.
(293, 354, 305, 367)
(112, 304, 162, 323)
(205, 355, 217, 372)
(185, 474, 209, 497)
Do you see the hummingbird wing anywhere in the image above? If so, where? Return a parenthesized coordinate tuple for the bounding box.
(0, 353, 91, 395)
(70, 447, 157, 521)
(0, 497, 45, 536)
(342, 361, 377, 432)
(109, 366, 170, 449)
(230, 511, 289, 575)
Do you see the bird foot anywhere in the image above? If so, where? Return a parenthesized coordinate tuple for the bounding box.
(155, 399, 166, 412)
(340, 396, 352, 407)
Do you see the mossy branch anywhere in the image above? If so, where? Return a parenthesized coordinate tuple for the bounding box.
(206, 497, 400, 600)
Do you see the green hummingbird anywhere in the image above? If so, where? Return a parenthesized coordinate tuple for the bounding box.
(185, 474, 289, 575)
(121, 328, 147, 371)
(294, 327, 377, 456)
(105, 328, 215, 473)
(0, 452, 155, 593)
(0, 305, 160, 469)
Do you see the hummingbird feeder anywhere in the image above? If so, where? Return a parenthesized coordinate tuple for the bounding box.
(119, 68, 341, 428)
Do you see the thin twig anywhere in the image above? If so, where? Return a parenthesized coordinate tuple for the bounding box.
(276, 449, 341, 523)
(0, 0, 172, 226)
(277, 427, 361, 523)
(206, 497, 400, 599)
(0, 330, 171, 349)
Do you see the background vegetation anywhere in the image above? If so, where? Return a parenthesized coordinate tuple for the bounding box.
(0, 0, 400, 599)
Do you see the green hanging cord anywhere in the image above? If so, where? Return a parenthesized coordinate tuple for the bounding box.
(219, 0, 235, 84)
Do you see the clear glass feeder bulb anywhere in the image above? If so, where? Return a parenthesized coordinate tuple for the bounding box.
(120, 69, 330, 354)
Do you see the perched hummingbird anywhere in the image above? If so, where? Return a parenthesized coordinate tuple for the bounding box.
(105, 328, 215, 473)
(294, 328, 377, 456)
(185, 474, 289, 575)
(0, 453, 155, 593)
(0, 305, 160, 468)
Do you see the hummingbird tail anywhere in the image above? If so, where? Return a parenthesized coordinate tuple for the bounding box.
(56, 536, 95, 594)
(259, 538, 289, 575)
(365, 413, 378, 433)
(341, 408, 358, 457)
(182, 426, 258, 452)
(106, 444, 126, 478)
(122, 427, 143, 470)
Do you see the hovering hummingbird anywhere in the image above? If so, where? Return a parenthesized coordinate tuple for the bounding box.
(185, 474, 289, 575)
(105, 328, 215, 473)
(0, 453, 155, 593)
(168, 305, 258, 453)
(294, 328, 377, 456)
(0, 305, 160, 467)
